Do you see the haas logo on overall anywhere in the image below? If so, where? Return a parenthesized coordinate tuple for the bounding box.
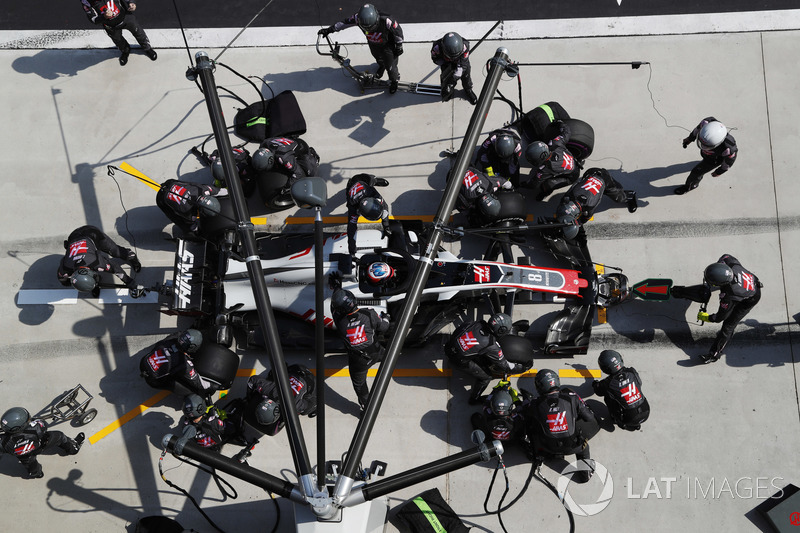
(547, 411, 569, 433)
(741, 272, 755, 291)
(290, 376, 304, 396)
(346, 325, 368, 346)
(168, 184, 188, 204)
(457, 331, 480, 352)
(69, 240, 89, 258)
(463, 170, 480, 189)
(147, 349, 169, 372)
(620, 383, 642, 405)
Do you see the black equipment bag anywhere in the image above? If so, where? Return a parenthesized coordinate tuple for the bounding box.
(394, 488, 470, 533)
(135, 516, 187, 533)
(233, 90, 307, 142)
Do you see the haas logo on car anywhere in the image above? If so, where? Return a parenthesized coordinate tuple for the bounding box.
(474, 265, 491, 283)
(175, 246, 194, 308)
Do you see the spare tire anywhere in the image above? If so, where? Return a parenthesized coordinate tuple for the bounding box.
(198, 195, 237, 240)
(520, 101, 571, 142)
(563, 118, 594, 160)
(498, 335, 534, 369)
(192, 342, 240, 390)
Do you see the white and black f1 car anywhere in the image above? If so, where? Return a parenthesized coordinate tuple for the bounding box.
(162, 209, 628, 355)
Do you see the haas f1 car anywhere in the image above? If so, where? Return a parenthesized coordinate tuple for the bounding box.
(163, 208, 629, 355)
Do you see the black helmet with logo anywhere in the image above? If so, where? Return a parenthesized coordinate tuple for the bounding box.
(357, 4, 379, 32)
(704, 262, 734, 287)
(534, 369, 560, 395)
(442, 32, 464, 60)
(70, 267, 100, 293)
(331, 289, 358, 315)
(1, 407, 31, 433)
(182, 394, 208, 419)
(598, 350, 624, 375)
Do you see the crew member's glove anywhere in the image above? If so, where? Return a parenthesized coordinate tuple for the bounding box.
(318, 27, 333, 37)
(380, 311, 390, 321)
(130, 285, 147, 299)
(128, 2, 137, 12)
(697, 311, 711, 322)
(711, 171, 721, 177)
(682, 138, 691, 149)
(394, 45, 403, 56)
(374, 177, 389, 187)
(592, 380, 601, 394)
(501, 179, 513, 190)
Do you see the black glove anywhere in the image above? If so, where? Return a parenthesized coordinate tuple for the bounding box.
(318, 27, 333, 37)
(374, 178, 389, 187)
(380, 311, 390, 321)
(682, 138, 691, 149)
(394, 45, 403, 56)
(591, 380, 601, 394)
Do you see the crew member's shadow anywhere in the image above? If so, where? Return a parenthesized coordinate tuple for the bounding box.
(329, 90, 440, 148)
(13, 253, 64, 325)
(605, 297, 696, 350)
(613, 162, 697, 199)
(12, 49, 109, 80)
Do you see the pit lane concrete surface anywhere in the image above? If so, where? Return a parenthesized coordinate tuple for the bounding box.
(1, 13, 799, 533)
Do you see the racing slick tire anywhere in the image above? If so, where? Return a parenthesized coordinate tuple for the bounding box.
(561, 118, 594, 160)
(497, 335, 534, 374)
(199, 196, 238, 239)
(256, 171, 295, 211)
(520, 101, 571, 142)
(191, 342, 240, 390)
(493, 190, 526, 225)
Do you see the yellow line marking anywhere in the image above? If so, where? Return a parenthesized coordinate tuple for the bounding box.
(88, 390, 171, 445)
(595, 263, 607, 324)
(89, 367, 599, 443)
(119, 162, 161, 191)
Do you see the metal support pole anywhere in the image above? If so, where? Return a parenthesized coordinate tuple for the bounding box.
(332, 47, 513, 504)
(162, 435, 304, 502)
(314, 206, 326, 492)
(191, 51, 315, 497)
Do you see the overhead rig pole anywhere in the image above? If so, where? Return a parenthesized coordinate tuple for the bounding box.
(332, 47, 514, 505)
(188, 51, 318, 502)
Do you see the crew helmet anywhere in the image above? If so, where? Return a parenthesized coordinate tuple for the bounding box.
(598, 350, 624, 375)
(477, 193, 501, 218)
(252, 147, 275, 171)
(197, 196, 220, 217)
(704, 262, 734, 286)
(70, 267, 100, 293)
(358, 197, 384, 221)
(178, 329, 203, 353)
(367, 262, 395, 284)
(697, 121, 727, 151)
(442, 32, 464, 60)
(331, 289, 358, 315)
(488, 313, 512, 337)
(255, 398, 281, 426)
(556, 198, 582, 222)
(1, 407, 31, 434)
(534, 369, 560, 395)
(494, 134, 517, 161)
(182, 394, 207, 419)
(525, 141, 550, 165)
(490, 390, 513, 417)
(357, 4, 379, 32)
(211, 158, 226, 184)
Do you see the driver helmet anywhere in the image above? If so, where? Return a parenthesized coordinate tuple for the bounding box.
(367, 262, 395, 284)
(534, 369, 560, 395)
(488, 313, 512, 337)
(70, 267, 100, 293)
(490, 390, 513, 417)
(697, 121, 727, 151)
(182, 394, 208, 419)
(477, 193, 501, 218)
(704, 262, 734, 286)
(197, 196, 220, 217)
(358, 197, 384, 221)
(255, 398, 281, 426)
(598, 350, 624, 375)
(1, 407, 31, 434)
(357, 4, 379, 32)
(331, 289, 358, 315)
(178, 329, 203, 353)
(494, 134, 517, 161)
(442, 32, 464, 60)
(525, 141, 550, 165)
(252, 147, 275, 171)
